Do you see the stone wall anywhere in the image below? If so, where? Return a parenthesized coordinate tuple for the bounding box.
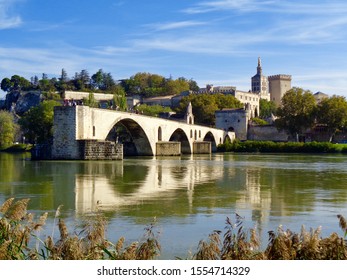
(64, 91, 114, 101)
(52, 106, 80, 159)
(79, 140, 123, 160)
(156, 142, 181, 156)
(215, 109, 249, 140)
(248, 125, 289, 141)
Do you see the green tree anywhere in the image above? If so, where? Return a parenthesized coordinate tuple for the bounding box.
(112, 86, 127, 111)
(316, 95, 347, 142)
(259, 99, 277, 119)
(1, 75, 31, 92)
(165, 79, 190, 96)
(91, 69, 117, 92)
(275, 87, 317, 141)
(83, 93, 98, 108)
(57, 68, 70, 93)
(19, 100, 61, 144)
(10, 75, 31, 91)
(188, 79, 199, 92)
(176, 93, 242, 126)
(135, 104, 172, 117)
(1, 78, 13, 92)
(0, 111, 18, 148)
(39, 73, 56, 93)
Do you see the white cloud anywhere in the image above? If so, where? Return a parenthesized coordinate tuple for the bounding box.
(183, 0, 274, 14)
(0, 0, 22, 29)
(183, 0, 347, 15)
(146, 21, 207, 31)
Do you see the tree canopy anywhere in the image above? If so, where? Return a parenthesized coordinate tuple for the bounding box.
(259, 99, 277, 119)
(0, 111, 18, 148)
(176, 93, 242, 126)
(19, 100, 61, 144)
(316, 95, 347, 142)
(120, 73, 198, 97)
(275, 87, 316, 141)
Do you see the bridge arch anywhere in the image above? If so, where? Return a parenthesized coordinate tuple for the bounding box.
(203, 132, 217, 152)
(106, 118, 153, 156)
(169, 128, 191, 154)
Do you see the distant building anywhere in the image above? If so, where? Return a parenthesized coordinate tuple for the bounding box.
(215, 106, 251, 141)
(199, 85, 236, 94)
(313, 91, 329, 103)
(233, 90, 260, 118)
(126, 95, 141, 109)
(142, 95, 175, 107)
(268, 74, 292, 106)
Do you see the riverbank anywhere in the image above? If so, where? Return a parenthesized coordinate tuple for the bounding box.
(0, 144, 32, 153)
(218, 140, 347, 153)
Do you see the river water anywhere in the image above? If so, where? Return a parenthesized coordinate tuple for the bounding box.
(1, 152, 347, 259)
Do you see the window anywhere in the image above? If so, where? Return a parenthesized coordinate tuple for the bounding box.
(93, 126, 96, 137)
(158, 127, 162, 141)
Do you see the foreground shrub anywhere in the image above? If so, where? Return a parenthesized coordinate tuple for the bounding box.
(218, 141, 346, 153)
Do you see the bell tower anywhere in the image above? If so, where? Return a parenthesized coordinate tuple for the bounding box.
(251, 57, 270, 100)
(185, 102, 194, 125)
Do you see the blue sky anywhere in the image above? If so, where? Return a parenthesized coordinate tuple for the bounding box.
(1, 0, 347, 99)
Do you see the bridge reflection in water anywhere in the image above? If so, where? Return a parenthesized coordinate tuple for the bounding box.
(74, 155, 273, 229)
(75, 156, 224, 214)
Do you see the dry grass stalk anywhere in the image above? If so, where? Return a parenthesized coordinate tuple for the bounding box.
(58, 219, 69, 240)
(194, 231, 221, 260)
(4, 198, 30, 221)
(0, 198, 15, 214)
(338, 214, 347, 237)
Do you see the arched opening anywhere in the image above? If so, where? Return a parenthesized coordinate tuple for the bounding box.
(203, 132, 217, 152)
(194, 130, 197, 140)
(228, 127, 235, 132)
(106, 118, 153, 156)
(224, 135, 232, 144)
(169, 128, 191, 154)
(158, 127, 162, 141)
(93, 126, 96, 137)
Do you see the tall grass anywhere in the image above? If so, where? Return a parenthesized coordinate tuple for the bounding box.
(1, 198, 346, 260)
(193, 214, 347, 260)
(0, 198, 160, 260)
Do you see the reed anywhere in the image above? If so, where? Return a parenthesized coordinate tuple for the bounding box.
(194, 215, 347, 260)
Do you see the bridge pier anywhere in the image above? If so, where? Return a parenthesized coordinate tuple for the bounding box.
(193, 141, 212, 154)
(156, 142, 181, 156)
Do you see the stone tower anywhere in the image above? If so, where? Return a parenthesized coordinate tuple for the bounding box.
(251, 57, 270, 100)
(185, 102, 194, 124)
(268, 74, 292, 106)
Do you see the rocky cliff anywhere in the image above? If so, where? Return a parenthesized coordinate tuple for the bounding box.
(0, 91, 42, 115)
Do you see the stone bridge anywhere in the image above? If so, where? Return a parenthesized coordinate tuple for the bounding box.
(52, 106, 235, 159)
